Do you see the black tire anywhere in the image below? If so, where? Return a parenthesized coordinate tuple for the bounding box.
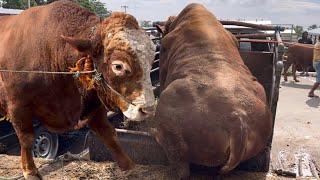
(32, 126, 59, 159)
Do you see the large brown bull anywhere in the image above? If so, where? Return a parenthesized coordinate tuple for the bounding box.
(153, 4, 272, 179)
(0, 1, 156, 179)
(283, 43, 313, 82)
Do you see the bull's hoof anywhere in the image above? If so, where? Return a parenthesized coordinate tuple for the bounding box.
(117, 155, 135, 171)
(284, 78, 288, 82)
(24, 173, 42, 180)
(294, 79, 300, 82)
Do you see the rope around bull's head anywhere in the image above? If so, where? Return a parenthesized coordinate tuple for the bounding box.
(69, 56, 136, 107)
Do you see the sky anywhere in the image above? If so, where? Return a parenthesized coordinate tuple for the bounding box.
(100, 0, 320, 27)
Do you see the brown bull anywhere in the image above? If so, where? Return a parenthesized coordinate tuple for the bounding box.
(153, 4, 272, 178)
(283, 43, 313, 82)
(0, 1, 156, 179)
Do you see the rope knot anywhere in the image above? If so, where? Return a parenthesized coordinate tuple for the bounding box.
(93, 72, 103, 82)
(69, 56, 95, 90)
(73, 71, 81, 79)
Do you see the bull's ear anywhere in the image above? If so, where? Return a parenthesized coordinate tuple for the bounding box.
(61, 35, 92, 54)
(155, 24, 165, 35)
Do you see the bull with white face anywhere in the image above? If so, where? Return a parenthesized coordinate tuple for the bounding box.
(63, 12, 156, 121)
(0, 1, 155, 179)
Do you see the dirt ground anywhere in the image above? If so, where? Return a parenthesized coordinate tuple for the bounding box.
(0, 75, 318, 179)
(271, 76, 320, 174)
(0, 155, 281, 180)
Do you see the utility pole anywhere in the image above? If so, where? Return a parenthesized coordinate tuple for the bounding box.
(121, 5, 128, 13)
(28, 0, 30, 8)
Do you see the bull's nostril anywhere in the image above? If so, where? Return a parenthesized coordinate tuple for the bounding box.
(139, 108, 147, 115)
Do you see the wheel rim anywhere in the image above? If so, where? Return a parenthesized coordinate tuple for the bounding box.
(33, 132, 52, 158)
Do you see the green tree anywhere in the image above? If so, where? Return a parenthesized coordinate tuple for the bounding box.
(75, 0, 110, 18)
(294, 25, 304, 37)
(2, 0, 36, 9)
(2, 0, 110, 18)
(140, 20, 152, 28)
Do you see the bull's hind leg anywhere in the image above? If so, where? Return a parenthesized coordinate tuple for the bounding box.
(305, 66, 310, 77)
(9, 106, 41, 180)
(219, 115, 247, 174)
(283, 60, 292, 81)
(88, 106, 135, 170)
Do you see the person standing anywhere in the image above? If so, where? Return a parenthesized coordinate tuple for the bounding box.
(308, 36, 320, 97)
(299, 31, 313, 44)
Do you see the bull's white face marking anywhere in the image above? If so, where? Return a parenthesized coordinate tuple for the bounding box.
(109, 28, 156, 121)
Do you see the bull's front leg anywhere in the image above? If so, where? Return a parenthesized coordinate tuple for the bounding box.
(9, 106, 41, 180)
(88, 106, 135, 170)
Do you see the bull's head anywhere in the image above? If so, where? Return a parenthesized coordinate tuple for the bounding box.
(62, 12, 156, 121)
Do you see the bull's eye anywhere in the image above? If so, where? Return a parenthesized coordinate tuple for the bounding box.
(111, 61, 131, 76)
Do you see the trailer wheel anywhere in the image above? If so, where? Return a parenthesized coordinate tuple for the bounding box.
(32, 126, 59, 159)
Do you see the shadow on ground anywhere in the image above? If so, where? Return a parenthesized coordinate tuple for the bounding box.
(281, 81, 313, 90)
(306, 97, 320, 108)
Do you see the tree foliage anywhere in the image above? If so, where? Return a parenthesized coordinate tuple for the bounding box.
(75, 0, 110, 18)
(140, 20, 152, 28)
(294, 25, 304, 37)
(2, 0, 110, 18)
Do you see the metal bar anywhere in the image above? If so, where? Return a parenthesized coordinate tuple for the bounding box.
(152, 20, 285, 31)
(0, 132, 16, 141)
(290, 24, 293, 42)
(236, 33, 275, 39)
(275, 31, 283, 44)
(115, 128, 150, 136)
(144, 27, 157, 31)
(238, 39, 279, 44)
(220, 21, 285, 31)
(107, 112, 117, 119)
(151, 67, 159, 73)
(153, 59, 160, 64)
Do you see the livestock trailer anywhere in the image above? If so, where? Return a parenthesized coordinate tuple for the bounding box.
(86, 21, 285, 173)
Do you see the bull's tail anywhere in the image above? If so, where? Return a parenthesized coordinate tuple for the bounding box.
(219, 115, 248, 174)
